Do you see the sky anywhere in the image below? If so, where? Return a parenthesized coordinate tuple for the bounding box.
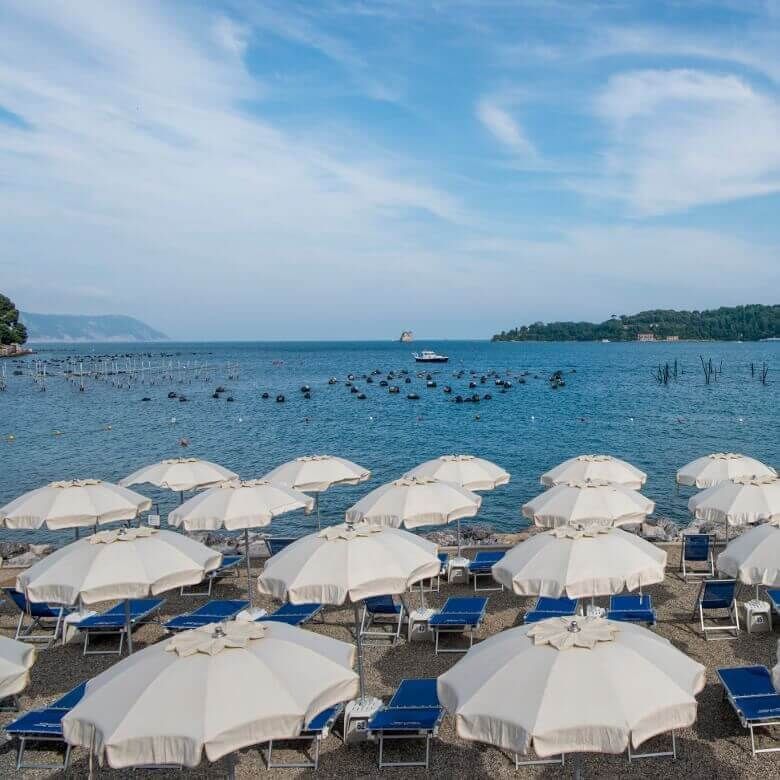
(1, 0, 779, 340)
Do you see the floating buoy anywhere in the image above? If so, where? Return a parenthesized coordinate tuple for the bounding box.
(226, 396, 234, 402)
(303, 392, 311, 399)
(179, 396, 188, 402)
(7, 434, 15, 441)
(53, 430, 63, 436)
(261, 392, 269, 399)
(104, 424, 112, 430)
(389, 386, 400, 394)
(407, 393, 419, 400)
(483, 393, 492, 400)
(454, 395, 463, 403)
(276, 395, 285, 403)
(356, 393, 367, 400)
(171, 417, 177, 424)
(300, 385, 310, 393)
(168, 391, 177, 399)
(141, 397, 151, 402)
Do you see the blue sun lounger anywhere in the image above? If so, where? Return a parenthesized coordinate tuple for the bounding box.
(694, 579, 740, 639)
(79, 598, 165, 655)
(266, 537, 299, 556)
(766, 589, 780, 615)
(260, 603, 323, 626)
(468, 551, 505, 592)
(524, 596, 578, 624)
(430, 597, 488, 654)
(265, 703, 344, 770)
(680, 533, 714, 579)
(607, 594, 657, 625)
(3, 588, 75, 645)
(164, 599, 248, 632)
(180, 554, 243, 597)
(366, 679, 445, 769)
(718, 666, 780, 756)
(5, 681, 87, 769)
(420, 552, 449, 593)
(360, 595, 405, 645)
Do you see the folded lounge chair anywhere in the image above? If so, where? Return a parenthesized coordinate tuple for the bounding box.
(264, 703, 343, 770)
(607, 594, 657, 625)
(260, 603, 323, 626)
(5, 682, 87, 769)
(718, 666, 780, 756)
(430, 597, 488, 654)
(180, 554, 243, 597)
(524, 596, 578, 624)
(694, 579, 740, 640)
(3, 588, 74, 645)
(366, 679, 445, 769)
(266, 537, 299, 556)
(468, 551, 505, 592)
(79, 598, 165, 655)
(420, 552, 448, 593)
(680, 533, 714, 580)
(164, 599, 248, 633)
(360, 595, 405, 645)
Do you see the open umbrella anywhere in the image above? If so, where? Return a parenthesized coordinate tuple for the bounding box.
(62, 620, 358, 771)
(0, 636, 36, 701)
(257, 521, 440, 706)
(262, 455, 370, 529)
(541, 455, 646, 490)
(120, 458, 238, 503)
(1, 479, 151, 531)
(493, 525, 667, 599)
(168, 480, 314, 606)
(677, 453, 776, 488)
(688, 475, 780, 530)
(17, 527, 221, 653)
(438, 616, 704, 763)
(404, 455, 509, 491)
(717, 524, 780, 594)
(522, 481, 654, 529)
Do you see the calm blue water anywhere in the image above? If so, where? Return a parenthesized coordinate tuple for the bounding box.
(1, 340, 777, 545)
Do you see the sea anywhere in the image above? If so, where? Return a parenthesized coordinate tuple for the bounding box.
(1, 340, 777, 546)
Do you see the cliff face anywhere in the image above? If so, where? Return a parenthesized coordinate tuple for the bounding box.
(21, 312, 168, 343)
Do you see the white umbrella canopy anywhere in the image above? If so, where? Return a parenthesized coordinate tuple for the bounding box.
(168, 479, 315, 606)
(677, 453, 776, 488)
(119, 458, 238, 494)
(0, 636, 36, 699)
(262, 455, 370, 493)
(404, 455, 510, 491)
(438, 617, 705, 759)
(62, 620, 359, 769)
(688, 475, 780, 528)
(345, 476, 482, 530)
(717, 524, 780, 587)
(493, 525, 667, 599)
(522, 480, 654, 529)
(540, 455, 646, 490)
(1, 479, 151, 531)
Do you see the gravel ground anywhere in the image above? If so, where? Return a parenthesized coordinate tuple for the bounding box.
(0, 545, 777, 779)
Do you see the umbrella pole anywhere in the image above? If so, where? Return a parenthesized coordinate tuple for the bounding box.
(353, 603, 366, 701)
(179, 491, 184, 505)
(245, 528, 253, 607)
(457, 516, 462, 558)
(125, 599, 133, 654)
(315, 493, 321, 530)
(420, 580, 427, 611)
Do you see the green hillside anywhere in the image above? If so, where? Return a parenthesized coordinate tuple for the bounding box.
(0, 293, 27, 345)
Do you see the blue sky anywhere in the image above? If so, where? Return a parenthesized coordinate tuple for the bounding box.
(1, 0, 779, 340)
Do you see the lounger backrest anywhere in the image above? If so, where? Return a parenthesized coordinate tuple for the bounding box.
(196, 599, 248, 617)
(4, 588, 59, 617)
(364, 595, 395, 610)
(535, 596, 577, 612)
(473, 551, 504, 563)
(389, 679, 440, 708)
(718, 666, 775, 697)
(267, 538, 298, 556)
(610, 594, 650, 611)
(305, 704, 342, 732)
(51, 681, 88, 710)
(684, 534, 711, 560)
(444, 597, 487, 614)
(701, 580, 736, 604)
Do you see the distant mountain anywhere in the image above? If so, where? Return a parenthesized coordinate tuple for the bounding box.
(21, 312, 168, 343)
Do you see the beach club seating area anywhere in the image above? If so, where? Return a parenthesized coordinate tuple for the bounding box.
(1, 541, 779, 778)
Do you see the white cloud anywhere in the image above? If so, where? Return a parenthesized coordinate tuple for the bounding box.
(476, 96, 537, 158)
(593, 69, 780, 215)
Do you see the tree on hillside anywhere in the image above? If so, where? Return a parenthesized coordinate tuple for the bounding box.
(0, 293, 27, 344)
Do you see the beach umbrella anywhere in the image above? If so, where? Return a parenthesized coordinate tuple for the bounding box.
(404, 455, 510, 491)
(262, 455, 370, 529)
(0, 636, 36, 701)
(168, 480, 314, 606)
(1, 479, 151, 531)
(438, 616, 704, 762)
(120, 458, 238, 503)
(345, 476, 481, 556)
(62, 620, 358, 770)
(688, 475, 780, 539)
(540, 455, 646, 490)
(493, 525, 667, 599)
(717, 524, 780, 593)
(522, 480, 654, 529)
(257, 521, 440, 703)
(17, 527, 221, 653)
(677, 453, 776, 489)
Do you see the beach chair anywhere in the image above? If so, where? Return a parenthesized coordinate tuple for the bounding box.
(360, 595, 405, 645)
(717, 666, 780, 756)
(680, 533, 714, 580)
(5, 681, 87, 769)
(430, 597, 488, 654)
(180, 554, 243, 597)
(260, 603, 323, 626)
(694, 579, 740, 640)
(264, 703, 343, 770)
(266, 537, 299, 556)
(164, 599, 248, 633)
(608, 594, 657, 625)
(365, 679, 445, 769)
(420, 552, 448, 593)
(767, 589, 780, 618)
(3, 588, 74, 645)
(468, 550, 505, 592)
(79, 598, 165, 655)
(524, 596, 579, 624)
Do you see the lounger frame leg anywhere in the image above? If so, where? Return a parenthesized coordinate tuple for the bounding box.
(744, 720, 780, 756)
(473, 572, 503, 592)
(628, 731, 677, 761)
(514, 752, 565, 767)
(15, 736, 72, 770)
(377, 732, 432, 769)
(265, 735, 321, 769)
(83, 629, 126, 656)
(360, 605, 405, 646)
(434, 626, 476, 655)
(15, 611, 62, 645)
